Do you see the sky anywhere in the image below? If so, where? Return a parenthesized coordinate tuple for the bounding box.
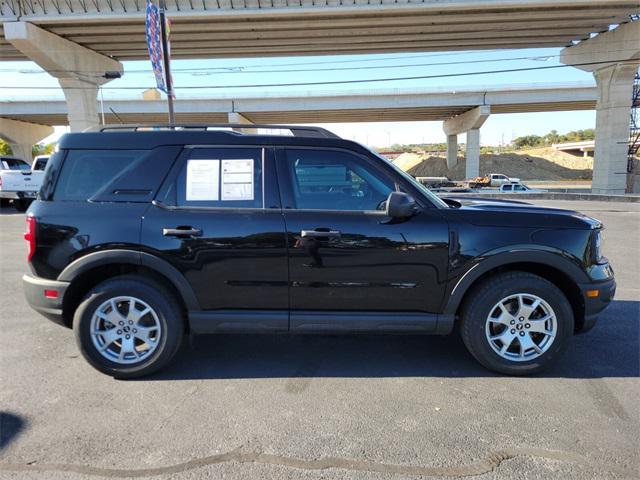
(0, 47, 599, 148)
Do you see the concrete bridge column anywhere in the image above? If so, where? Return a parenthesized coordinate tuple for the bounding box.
(59, 79, 101, 132)
(561, 22, 640, 194)
(4, 21, 123, 132)
(446, 134, 458, 169)
(0, 118, 54, 163)
(465, 129, 481, 180)
(591, 64, 638, 194)
(443, 105, 490, 178)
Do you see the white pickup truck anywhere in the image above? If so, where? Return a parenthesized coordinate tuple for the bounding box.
(499, 183, 548, 193)
(0, 156, 45, 211)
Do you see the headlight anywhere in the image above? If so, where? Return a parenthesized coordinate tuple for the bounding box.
(591, 229, 604, 264)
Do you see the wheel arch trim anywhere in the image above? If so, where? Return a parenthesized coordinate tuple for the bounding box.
(57, 249, 200, 311)
(443, 249, 589, 316)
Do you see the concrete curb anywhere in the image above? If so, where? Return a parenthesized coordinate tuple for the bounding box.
(438, 192, 640, 203)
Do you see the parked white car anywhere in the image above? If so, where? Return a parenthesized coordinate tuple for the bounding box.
(499, 183, 548, 193)
(0, 156, 45, 211)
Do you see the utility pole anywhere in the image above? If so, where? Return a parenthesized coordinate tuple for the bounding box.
(159, 0, 175, 125)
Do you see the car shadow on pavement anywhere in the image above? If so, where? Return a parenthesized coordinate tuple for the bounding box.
(0, 412, 27, 451)
(150, 300, 639, 381)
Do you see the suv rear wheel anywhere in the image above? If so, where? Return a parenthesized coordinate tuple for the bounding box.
(73, 275, 184, 379)
(460, 272, 573, 375)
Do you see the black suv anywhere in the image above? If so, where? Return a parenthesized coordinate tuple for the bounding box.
(23, 125, 615, 378)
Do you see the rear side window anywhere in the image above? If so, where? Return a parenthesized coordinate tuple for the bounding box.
(170, 147, 263, 209)
(54, 150, 145, 201)
(33, 157, 49, 171)
(1, 158, 30, 171)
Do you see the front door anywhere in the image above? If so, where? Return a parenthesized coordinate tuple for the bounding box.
(276, 147, 449, 333)
(142, 145, 289, 332)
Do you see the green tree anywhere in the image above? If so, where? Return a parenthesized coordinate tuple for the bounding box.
(0, 139, 11, 156)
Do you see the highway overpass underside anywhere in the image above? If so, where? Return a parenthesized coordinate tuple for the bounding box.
(0, 1, 639, 192)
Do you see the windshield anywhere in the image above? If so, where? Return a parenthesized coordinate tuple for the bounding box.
(364, 146, 450, 209)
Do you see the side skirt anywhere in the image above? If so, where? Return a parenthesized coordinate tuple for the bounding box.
(188, 310, 454, 334)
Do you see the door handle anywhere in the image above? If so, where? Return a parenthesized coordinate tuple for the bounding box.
(162, 226, 202, 237)
(301, 229, 341, 238)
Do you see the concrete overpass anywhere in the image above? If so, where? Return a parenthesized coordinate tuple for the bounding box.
(0, 84, 599, 178)
(553, 140, 596, 157)
(1, 1, 638, 60)
(0, 84, 598, 125)
(0, 1, 639, 192)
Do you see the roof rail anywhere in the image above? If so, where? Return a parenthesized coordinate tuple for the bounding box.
(85, 123, 341, 139)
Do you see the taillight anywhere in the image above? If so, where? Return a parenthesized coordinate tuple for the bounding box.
(24, 215, 36, 262)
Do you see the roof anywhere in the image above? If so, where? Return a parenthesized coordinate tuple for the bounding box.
(56, 126, 368, 152)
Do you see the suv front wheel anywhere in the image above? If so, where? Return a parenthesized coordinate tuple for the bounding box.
(460, 272, 573, 375)
(73, 275, 184, 379)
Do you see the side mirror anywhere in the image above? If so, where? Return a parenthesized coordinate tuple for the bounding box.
(385, 191, 416, 218)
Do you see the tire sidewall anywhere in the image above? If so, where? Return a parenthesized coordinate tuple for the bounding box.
(74, 277, 182, 379)
(462, 274, 573, 375)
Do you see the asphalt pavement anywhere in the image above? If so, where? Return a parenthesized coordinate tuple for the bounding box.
(0, 200, 638, 479)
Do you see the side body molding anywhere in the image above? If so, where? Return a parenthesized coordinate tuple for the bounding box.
(57, 249, 200, 310)
(442, 249, 591, 316)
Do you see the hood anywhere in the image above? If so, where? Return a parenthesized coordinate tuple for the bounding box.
(443, 196, 601, 229)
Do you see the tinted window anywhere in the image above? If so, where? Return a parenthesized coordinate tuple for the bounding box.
(1, 158, 30, 171)
(514, 185, 526, 191)
(173, 147, 263, 209)
(54, 150, 145, 201)
(503, 185, 512, 191)
(285, 149, 393, 211)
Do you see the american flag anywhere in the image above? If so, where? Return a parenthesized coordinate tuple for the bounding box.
(145, 1, 169, 95)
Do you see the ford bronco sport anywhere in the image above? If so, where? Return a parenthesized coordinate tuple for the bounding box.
(23, 125, 615, 378)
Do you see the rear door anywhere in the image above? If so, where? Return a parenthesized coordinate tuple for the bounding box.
(276, 146, 450, 332)
(141, 145, 289, 332)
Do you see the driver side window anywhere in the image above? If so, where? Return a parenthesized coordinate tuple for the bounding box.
(285, 149, 394, 211)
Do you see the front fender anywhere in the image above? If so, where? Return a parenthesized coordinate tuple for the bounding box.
(442, 247, 590, 316)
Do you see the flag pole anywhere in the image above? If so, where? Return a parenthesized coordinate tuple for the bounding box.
(159, 0, 175, 126)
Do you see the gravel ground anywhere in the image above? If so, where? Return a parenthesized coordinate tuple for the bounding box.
(0, 200, 638, 480)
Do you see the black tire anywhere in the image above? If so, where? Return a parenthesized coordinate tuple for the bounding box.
(73, 275, 184, 379)
(13, 199, 30, 212)
(460, 271, 573, 375)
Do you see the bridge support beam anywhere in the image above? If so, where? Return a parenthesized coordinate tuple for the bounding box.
(4, 21, 123, 132)
(561, 22, 640, 194)
(228, 112, 257, 134)
(0, 118, 53, 163)
(446, 135, 458, 170)
(443, 106, 490, 178)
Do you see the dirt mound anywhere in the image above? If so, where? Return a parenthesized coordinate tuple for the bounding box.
(407, 148, 593, 181)
(392, 152, 423, 172)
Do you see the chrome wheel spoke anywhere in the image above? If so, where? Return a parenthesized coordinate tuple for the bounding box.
(528, 317, 554, 335)
(519, 333, 542, 356)
(498, 332, 517, 354)
(518, 297, 541, 320)
(97, 309, 122, 327)
(119, 336, 135, 359)
(94, 327, 121, 348)
(491, 304, 513, 326)
(134, 325, 158, 345)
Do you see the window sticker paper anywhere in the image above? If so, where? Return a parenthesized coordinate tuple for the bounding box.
(221, 159, 254, 201)
(186, 159, 219, 201)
